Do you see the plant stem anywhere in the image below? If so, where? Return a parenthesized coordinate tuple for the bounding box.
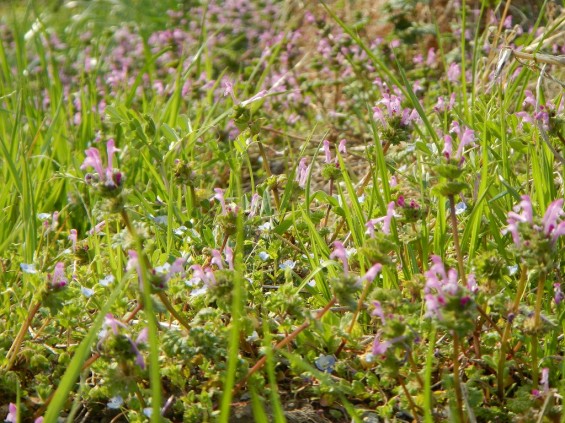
(453, 334, 466, 423)
(322, 179, 334, 228)
(532, 271, 546, 390)
(448, 194, 466, 286)
(6, 300, 42, 370)
(157, 291, 191, 331)
(257, 141, 280, 211)
(120, 210, 162, 421)
(497, 265, 528, 400)
(233, 296, 337, 394)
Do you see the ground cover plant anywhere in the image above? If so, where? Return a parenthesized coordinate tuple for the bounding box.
(1, 0, 565, 421)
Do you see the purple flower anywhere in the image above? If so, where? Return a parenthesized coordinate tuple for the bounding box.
(127, 250, 141, 276)
(455, 128, 475, 159)
(338, 139, 347, 154)
(130, 328, 148, 369)
(225, 246, 234, 270)
(81, 139, 122, 188)
(362, 263, 383, 283)
(447, 62, 461, 82)
(295, 158, 310, 188)
(248, 193, 261, 217)
(69, 229, 78, 251)
(424, 256, 476, 319)
(505, 196, 565, 247)
(540, 367, 550, 394)
(330, 241, 349, 275)
(554, 283, 564, 305)
(50, 262, 68, 289)
(89, 221, 106, 235)
(323, 140, 332, 164)
(426, 48, 436, 66)
(213, 188, 227, 214)
(371, 332, 392, 356)
(188, 264, 216, 293)
(366, 201, 396, 236)
(211, 249, 224, 270)
(542, 198, 564, 236)
(6, 403, 17, 423)
(103, 313, 127, 336)
(372, 300, 386, 324)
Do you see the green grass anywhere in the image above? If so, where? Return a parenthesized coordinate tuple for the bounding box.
(1, 0, 565, 422)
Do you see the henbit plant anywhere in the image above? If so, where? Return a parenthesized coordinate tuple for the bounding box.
(2, 0, 565, 422)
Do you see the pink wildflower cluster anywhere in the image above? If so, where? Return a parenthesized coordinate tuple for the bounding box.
(372, 93, 418, 127)
(505, 196, 565, 247)
(515, 90, 562, 130)
(81, 139, 123, 190)
(424, 256, 477, 320)
(442, 121, 475, 161)
(322, 139, 347, 165)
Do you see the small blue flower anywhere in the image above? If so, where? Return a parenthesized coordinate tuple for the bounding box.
(99, 275, 115, 286)
(258, 222, 272, 232)
(107, 395, 123, 409)
(455, 202, 467, 215)
(151, 215, 168, 225)
(258, 251, 270, 261)
(21, 263, 37, 274)
(174, 225, 187, 235)
(314, 355, 336, 373)
(81, 287, 95, 298)
(279, 260, 296, 270)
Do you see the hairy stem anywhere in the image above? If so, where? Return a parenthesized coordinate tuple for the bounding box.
(532, 271, 547, 390)
(497, 265, 528, 400)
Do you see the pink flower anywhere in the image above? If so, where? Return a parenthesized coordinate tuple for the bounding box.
(542, 198, 564, 236)
(447, 62, 461, 82)
(426, 47, 436, 66)
(248, 193, 261, 217)
(372, 332, 391, 355)
(225, 246, 234, 270)
(295, 158, 310, 188)
(323, 140, 332, 164)
(330, 241, 349, 275)
(540, 367, 549, 393)
(213, 188, 227, 214)
(366, 202, 396, 236)
(211, 249, 224, 270)
(338, 139, 347, 154)
(442, 135, 453, 159)
(362, 263, 383, 283)
(554, 283, 564, 305)
(50, 262, 68, 289)
(372, 300, 386, 324)
(6, 403, 17, 423)
(69, 229, 78, 251)
(81, 139, 121, 188)
(455, 129, 475, 159)
(104, 313, 127, 336)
